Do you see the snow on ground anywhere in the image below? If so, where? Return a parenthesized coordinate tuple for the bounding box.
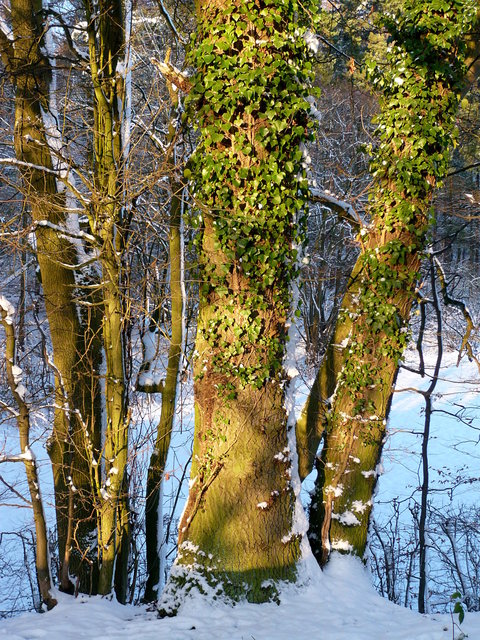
(0, 555, 476, 640)
(2, 339, 479, 636)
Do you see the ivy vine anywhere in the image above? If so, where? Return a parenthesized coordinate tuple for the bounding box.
(186, 0, 319, 389)
(334, 0, 476, 414)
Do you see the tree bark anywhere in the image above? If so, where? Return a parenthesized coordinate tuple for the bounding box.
(418, 261, 443, 613)
(160, 0, 317, 610)
(1, 300, 57, 610)
(4, 0, 102, 593)
(84, 0, 132, 600)
(298, 0, 477, 565)
(144, 162, 184, 603)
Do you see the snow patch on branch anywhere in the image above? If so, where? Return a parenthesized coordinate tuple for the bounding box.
(306, 96, 321, 123)
(310, 187, 360, 226)
(20, 446, 35, 462)
(137, 327, 166, 391)
(36, 219, 95, 244)
(304, 31, 320, 55)
(0, 296, 15, 324)
(100, 488, 111, 501)
(0, 15, 13, 41)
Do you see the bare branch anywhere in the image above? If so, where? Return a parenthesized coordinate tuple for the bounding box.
(310, 187, 362, 228)
(433, 256, 480, 373)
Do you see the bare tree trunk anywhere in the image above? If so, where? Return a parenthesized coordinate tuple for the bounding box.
(84, 0, 132, 600)
(417, 260, 443, 613)
(1, 299, 57, 610)
(144, 162, 184, 602)
(1, 0, 102, 593)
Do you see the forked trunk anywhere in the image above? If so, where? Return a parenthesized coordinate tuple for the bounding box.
(84, 0, 132, 599)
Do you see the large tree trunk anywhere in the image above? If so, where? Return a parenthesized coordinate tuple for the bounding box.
(160, 0, 317, 610)
(170, 295, 299, 604)
(304, 240, 419, 564)
(298, 0, 476, 565)
(4, 0, 102, 593)
(160, 248, 301, 609)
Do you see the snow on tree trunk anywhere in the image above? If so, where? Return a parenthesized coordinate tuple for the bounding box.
(0, 298, 57, 610)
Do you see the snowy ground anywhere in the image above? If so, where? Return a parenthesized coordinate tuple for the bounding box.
(0, 555, 477, 640)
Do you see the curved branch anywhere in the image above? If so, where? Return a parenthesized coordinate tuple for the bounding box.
(433, 256, 479, 373)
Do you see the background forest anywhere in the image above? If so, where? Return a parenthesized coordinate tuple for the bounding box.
(0, 0, 480, 627)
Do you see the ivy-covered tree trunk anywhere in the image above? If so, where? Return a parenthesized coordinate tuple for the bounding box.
(2, 0, 102, 593)
(297, 0, 476, 565)
(160, 0, 317, 610)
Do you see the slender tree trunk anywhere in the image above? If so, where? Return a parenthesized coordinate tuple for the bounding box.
(1, 299, 57, 610)
(418, 261, 443, 613)
(144, 163, 184, 602)
(96, 260, 129, 598)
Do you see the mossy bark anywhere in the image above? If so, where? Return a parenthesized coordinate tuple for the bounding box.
(96, 262, 129, 599)
(5, 0, 102, 593)
(159, 0, 318, 603)
(303, 238, 418, 564)
(163, 291, 299, 607)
